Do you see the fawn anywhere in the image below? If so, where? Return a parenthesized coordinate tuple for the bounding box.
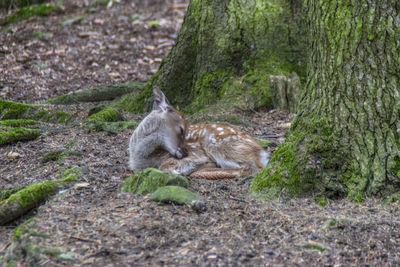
(128, 87, 269, 179)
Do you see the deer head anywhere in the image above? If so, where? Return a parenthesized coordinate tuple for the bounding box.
(152, 87, 188, 159)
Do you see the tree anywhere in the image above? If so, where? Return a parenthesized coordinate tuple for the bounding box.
(251, 0, 400, 201)
(121, 0, 400, 200)
(118, 0, 305, 113)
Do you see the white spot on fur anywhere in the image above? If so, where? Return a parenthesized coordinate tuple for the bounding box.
(209, 133, 216, 143)
(218, 131, 225, 135)
(212, 124, 217, 128)
(217, 127, 223, 131)
(229, 128, 236, 133)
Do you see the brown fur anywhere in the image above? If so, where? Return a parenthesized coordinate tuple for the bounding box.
(129, 88, 269, 179)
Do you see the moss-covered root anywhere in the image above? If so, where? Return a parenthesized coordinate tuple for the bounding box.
(85, 108, 138, 133)
(0, 99, 73, 123)
(48, 82, 145, 105)
(0, 167, 82, 225)
(87, 108, 124, 123)
(121, 168, 190, 195)
(0, 127, 40, 146)
(0, 119, 37, 127)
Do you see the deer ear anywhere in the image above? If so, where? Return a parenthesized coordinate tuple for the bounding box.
(153, 86, 171, 112)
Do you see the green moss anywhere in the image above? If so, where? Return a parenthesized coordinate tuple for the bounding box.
(48, 82, 145, 105)
(6, 260, 15, 267)
(86, 107, 136, 133)
(316, 197, 328, 207)
(60, 166, 83, 183)
(382, 192, 400, 205)
(6, 217, 65, 266)
(41, 150, 64, 163)
(87, 108, 124, 123)
(5, 180, 57, 208)
(114, 79, 155, 113)
(0, 0, 48, 8)
(13, 224, 28, 239)
(0, 99, 74, 123)
(0, 189, 20, 201)
(91, 0, 111, 5)
(41, 150, 82, 163)
(0, 127, 40, 146)
(250, 117, 351, 200)
(150, 185, 202, 205)
(0, 119, 37, 127)
(185, 70, 231, 112)
(296, 241, 328, 252)
(255, 138, 277, 149)
(0, 99, 33, 120)
(43, 247, 61, 257)
(121, 168, 190, 195)
(0, 3, 62, 26)
(86, 120, 138, 134)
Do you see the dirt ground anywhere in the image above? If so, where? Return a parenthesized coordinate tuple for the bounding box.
(1, 0, 400, 266)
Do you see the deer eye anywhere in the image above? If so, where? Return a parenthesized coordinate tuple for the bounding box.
(180, 126, 185, 136)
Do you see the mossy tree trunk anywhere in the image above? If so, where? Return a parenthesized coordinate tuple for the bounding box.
(251, 0, 400, 200)
(119, 0, 306, 113)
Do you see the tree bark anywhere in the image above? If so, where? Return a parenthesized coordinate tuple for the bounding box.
(251, 0, 400, 200)
(119, 0, 306, 113)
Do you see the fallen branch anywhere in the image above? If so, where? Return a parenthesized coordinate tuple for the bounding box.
(0, 167, 82, 225)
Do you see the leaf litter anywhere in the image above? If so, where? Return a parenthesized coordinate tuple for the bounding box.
(1, 0, 400, 266)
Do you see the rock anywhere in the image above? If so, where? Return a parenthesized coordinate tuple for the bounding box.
(150, 186, 202, 205)
(7, 151, 21, 159)
(190, 199, 207, 212)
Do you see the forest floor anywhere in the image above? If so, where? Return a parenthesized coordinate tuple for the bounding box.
(1, 0, 400, 266)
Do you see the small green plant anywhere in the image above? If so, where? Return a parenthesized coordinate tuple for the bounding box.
(130, 14, 141, 23)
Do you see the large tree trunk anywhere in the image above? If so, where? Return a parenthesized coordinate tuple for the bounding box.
(119, 0, 306, 113)
(251, 1, 400, 200)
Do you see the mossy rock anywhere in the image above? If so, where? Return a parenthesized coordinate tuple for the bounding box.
(121, 168, 190, 195)
(48, 82, 145, 105)
(150, 185, 202, 205)
(0, 3, 62, 26)
(0, 127, 40, 146)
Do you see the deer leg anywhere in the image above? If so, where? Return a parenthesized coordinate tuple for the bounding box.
(159, 155, 215, 176)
